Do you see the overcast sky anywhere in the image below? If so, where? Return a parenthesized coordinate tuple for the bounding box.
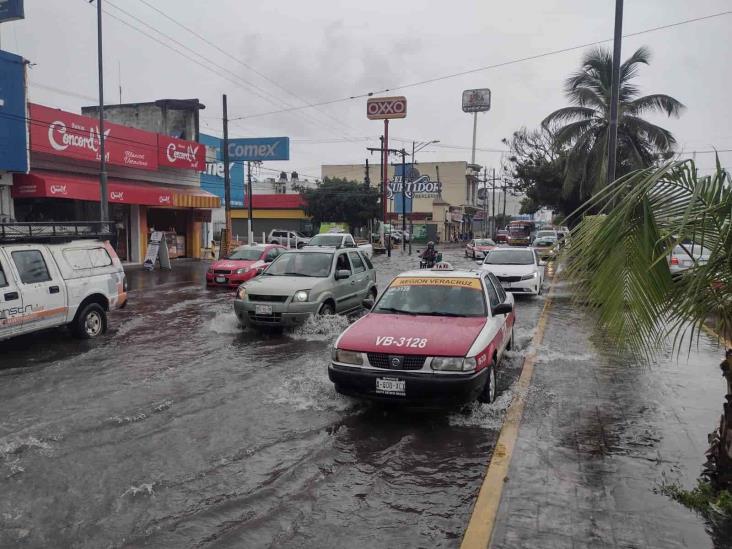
(4, 0, 731, 180)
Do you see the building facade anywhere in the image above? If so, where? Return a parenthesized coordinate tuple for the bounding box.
(0, 49, 28, 221)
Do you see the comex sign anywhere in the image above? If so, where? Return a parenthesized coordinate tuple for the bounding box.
(227, 137, 290, 162)
(387, 175, 441, 199)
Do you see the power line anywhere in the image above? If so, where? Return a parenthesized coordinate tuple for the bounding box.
(230, 9, 732, 120)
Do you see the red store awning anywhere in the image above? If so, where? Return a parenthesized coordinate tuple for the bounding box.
(12, 171, 220, 209)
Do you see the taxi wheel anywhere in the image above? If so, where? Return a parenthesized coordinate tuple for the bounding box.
(477, 362, 497, 404)
(319, 301, 335, 315)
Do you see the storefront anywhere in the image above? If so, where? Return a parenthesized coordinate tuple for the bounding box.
(12, 103, 219, 261)
(230, 194, 310, 240)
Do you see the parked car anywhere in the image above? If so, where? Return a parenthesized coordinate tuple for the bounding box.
(669, 242, 711, 276)
(234, 247, 377, 328)
(0, 223, 127, 341)
(494, 230, 509, 244)
(465, 238, 497, 259)
(305, 233, 374, 258)
(206, 244, 285, 288)
(268, 229, 310, 249)
(329, 265, 515, 405)
(480, 247, 545, 296)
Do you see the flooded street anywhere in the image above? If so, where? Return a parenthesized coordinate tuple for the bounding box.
(0, 248, 545, 548)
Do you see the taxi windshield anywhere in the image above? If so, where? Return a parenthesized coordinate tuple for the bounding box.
(373, 277, 486, 317)
(227, 247, 263, 261)
(264, 252, 332, 277)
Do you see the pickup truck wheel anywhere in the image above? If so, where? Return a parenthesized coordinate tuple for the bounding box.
(477, 361, 497, 404)
(73, 303, 107, 339)
(319, 302, 335, 315)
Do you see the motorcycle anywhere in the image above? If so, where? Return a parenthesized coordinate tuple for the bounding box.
(418, 251, 442, 269)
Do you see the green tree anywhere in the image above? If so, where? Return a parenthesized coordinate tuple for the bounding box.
(564, 158, 732, 485)
(298, 177, 380, 234)
(542, 46, 684, 199)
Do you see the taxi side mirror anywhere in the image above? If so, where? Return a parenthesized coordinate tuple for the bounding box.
(493, 302, 513, 316)
(335, 269, 351, 280)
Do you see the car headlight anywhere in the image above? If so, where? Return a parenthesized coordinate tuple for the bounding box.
(431, 357, 475, 371)
(293, 290, 309, 302)
(236, 286, 247, 300)
(235, 267, 249, 274)
(521, 272, 538, 280)
(333, 348, 363, 365)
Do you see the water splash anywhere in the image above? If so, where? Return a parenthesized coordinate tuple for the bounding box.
(448, 382, 521, 429)
(0, 436, 52, 459)
(207, 311, 242, 335)
(121, 482, 156, 497)
(291, 314, 351, 341)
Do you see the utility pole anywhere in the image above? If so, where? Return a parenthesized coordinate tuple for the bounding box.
(95, 0, 108, 225)
(364, 158, 370, 189)
(482, 168, 488, 238)
(247, 161, 253, 243)
(222, 94, 232, 255)
(368, 140, 404, 257)
(502, 179, 508, 225)
(400, 149, 407, 250)
(491, 168, 496, 238)
(607, 0, 624, 186)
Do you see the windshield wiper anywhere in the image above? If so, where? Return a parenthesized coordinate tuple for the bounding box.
(375, 307, 417, 315)
(420, 311, 466, 317)
(281, 272, 314, 277)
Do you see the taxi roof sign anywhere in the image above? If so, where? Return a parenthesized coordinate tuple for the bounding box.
(431, 262, 454, 271)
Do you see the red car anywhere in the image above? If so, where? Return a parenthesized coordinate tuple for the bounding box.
(495, 230, 509, 244)
(465, 238, 497, 259)
(206, 244, 285, 288)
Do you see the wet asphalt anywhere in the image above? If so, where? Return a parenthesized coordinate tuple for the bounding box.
(0, 247, 725, 548)
(0, 247, 544, 548)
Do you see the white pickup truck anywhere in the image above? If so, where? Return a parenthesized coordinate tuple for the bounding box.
(0, 223, 128, 341)
(304, 233, 373, 258)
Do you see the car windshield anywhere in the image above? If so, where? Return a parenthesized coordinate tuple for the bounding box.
(309, 235, 345, 247)
(227, 247, 263, 261)
(264, 252, 332, 277)
(373, 277, 486, 317)
(484, 250, 535, 265)
(475, 239, 495, 246)
(537, 231, 556, 238)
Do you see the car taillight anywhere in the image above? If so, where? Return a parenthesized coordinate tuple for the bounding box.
(670, 257, 679, 265)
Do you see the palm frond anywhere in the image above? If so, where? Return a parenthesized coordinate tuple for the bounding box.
(542, 107, 596, 130)
(622, 116, 677, 152)
(626, 94, 685, 118)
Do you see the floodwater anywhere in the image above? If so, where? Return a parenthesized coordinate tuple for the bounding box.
(0, 247, 545, 548)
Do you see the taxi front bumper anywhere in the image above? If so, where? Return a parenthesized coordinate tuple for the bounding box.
(328, 363, 488, 406)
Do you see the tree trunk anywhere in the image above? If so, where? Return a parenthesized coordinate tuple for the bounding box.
(705, 349, 732, 487)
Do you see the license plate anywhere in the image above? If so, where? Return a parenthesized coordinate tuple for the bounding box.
(215, 276, 227, 283)
(376, 377, 405, 396)
(255, 304, 273, 315)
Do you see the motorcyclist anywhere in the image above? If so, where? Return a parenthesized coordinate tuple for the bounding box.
(421, 241, 439, 267)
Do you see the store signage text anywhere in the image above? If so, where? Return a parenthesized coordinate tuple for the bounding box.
(158, 135, 205, 170)
(227, 137, 290, 161)
(387, 175, 441, 199)
(367, 96, 407, 120)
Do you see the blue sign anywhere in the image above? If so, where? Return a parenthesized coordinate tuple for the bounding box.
(0, 49, 27, 172)
(227, 137, 289, 161)
(199, 134, 245, 207)
(0, 0, 24, 22)
(392, 163, 414, 214)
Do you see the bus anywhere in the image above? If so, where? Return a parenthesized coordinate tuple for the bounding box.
(506, 220, 536, 246)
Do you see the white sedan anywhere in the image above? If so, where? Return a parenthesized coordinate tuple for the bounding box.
(480, 247, 544, 296)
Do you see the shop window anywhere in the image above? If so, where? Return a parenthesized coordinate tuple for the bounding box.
(12, 250, 52, 284)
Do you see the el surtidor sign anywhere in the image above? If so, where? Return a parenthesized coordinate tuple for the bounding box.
(387, 175, 441, 199)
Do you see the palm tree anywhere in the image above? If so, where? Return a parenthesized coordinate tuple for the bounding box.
(542, 46, 684, 199)
(564, 158, 732, 485)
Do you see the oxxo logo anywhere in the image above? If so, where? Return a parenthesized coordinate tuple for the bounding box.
(366, 96, 407, 120)
(110, 191, 124, 201)
(48, 121, 110, 153)
(49, 184, 67, 195)
(166, 142, 200, 165)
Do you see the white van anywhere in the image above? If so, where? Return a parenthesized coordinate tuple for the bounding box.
(0, 223, 127, 341)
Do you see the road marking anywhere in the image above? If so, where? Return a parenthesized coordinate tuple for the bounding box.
(461, 279, 555, 549)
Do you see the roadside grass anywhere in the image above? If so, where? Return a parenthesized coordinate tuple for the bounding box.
(658, 478, 732, 520)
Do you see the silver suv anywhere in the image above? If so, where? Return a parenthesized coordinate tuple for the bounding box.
(234, 247, 377, 328)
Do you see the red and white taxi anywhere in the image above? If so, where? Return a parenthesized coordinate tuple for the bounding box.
(206, 244, 285, 288)
(329, 264, 515, 406)
(465, 238, 497, 260)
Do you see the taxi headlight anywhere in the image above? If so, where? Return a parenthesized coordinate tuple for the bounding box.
(334, 349, 363, 365)
(236, 286, 247, 300)
(431, 357, 468, 371)
(235, 267, 250, 274)
(293, 290, 309, 302)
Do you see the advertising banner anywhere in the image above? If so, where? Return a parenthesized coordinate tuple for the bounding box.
(388, 164, 441, 213)
(29, 103, 158, 171)
(0, 50, 27, 172)
(0, 0, 24, 22)
(158, 134, 205, 171)
(366, 96, 407, 120)
(462, 89, 491, 113)
(199, 133, 245, 206)
(227, 137, 290, 162)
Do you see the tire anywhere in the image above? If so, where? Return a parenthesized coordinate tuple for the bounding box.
(478, 361, 497, 404)
(72, 303, 107, 339)
(365, 288, 378, 308)
(319, 301, 335, 315)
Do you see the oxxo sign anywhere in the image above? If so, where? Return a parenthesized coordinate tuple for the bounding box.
(227, 137, 290, 162)
(366, 96, 407, 120)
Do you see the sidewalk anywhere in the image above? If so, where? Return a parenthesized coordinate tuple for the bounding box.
(489, 282, 728, 549)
